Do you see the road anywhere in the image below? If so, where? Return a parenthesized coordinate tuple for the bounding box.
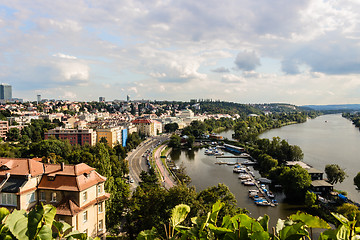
(127, 134, 172, 191)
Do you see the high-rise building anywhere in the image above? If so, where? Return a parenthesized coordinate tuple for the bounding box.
(37, 94, 41, 104)
(99, 97, 105, 102)
(0, 83, 12, 101)
(127, 95, 130, 102)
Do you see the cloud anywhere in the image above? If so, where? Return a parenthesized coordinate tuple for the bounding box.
(221, 74, 246, 83)
(53, 53, 77, 59)
(212, 67, 230, 73)
(234, 50, 261, 71)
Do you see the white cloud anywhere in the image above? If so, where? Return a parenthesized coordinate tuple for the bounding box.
(53, 53, 77, 59)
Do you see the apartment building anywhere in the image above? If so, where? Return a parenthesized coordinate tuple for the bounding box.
(96, 126, 123, 147)
(0, 120, 8, 140)
(132, 118, 162, 136)
(0, 158, 109, 239)
(45, 127, 97, 146)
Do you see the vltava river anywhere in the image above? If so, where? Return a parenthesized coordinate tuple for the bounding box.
(171, 114, 360, 226)
(259, 114, 360, 202)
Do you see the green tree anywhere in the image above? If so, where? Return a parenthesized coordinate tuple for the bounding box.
(325, 164, 347, 184)
(304, 191, 317, 207)
(354, 172, 360, 189)
(6, 128, 21, 142)
(169, 134, 181, 148)
(280, 165, 312, 201)
(164, 123, 179, 133)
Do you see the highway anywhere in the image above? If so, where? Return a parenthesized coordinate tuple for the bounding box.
(127, 134, 171, 191)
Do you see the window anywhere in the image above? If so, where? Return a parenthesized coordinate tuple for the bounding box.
(83, 211, 88, 222)
(98, 202, 103, 213)
(51, 192, 57, 202)
(0, 193, 17, 206)
(27, 192, 36, 204)
(40, 192, 46, 201)
(97, 185, 102, 194)
(98, 219, 103, 231)
(82, 192, 87, 202)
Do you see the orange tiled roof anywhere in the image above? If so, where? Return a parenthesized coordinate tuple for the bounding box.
(56, 194, 110, 216)
(38, 165, 106, 192)
(0, 158, 44, 177)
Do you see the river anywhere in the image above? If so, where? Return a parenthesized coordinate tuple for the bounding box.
(259, 113, 360, 202)
(171, 113, 360, 226)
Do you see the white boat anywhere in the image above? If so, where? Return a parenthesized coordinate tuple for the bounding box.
(244, 181, 255, 186)
(238, 174, 251, 179)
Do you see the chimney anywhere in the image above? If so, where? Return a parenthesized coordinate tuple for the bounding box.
(61, 162, 65, 171)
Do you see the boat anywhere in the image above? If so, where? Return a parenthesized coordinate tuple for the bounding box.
(242, 160, 256, 165)
(244, 181, 255, 186)
(267, 191, 275, 198)
(227, 162, 236, 165)
(238, 174, 251, 179)
(256, 201, 271, 206)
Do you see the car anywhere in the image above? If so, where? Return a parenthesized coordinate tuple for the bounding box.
(129, 178, 134, 183)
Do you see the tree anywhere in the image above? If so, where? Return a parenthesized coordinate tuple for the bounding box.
(304, 191, 317, 207)
(6, 128, 21, 142)
(169, 134, 181, 148)
(164, 123, 179, 133)
(325, 164, 347, 184)
(354, 172, 360, 189)
(280, 165, 312, 201)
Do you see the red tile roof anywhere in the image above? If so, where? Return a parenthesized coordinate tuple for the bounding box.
(39, 164, 106, 192)
(132, 118, 152, 124)
(0, 158, 44, 177)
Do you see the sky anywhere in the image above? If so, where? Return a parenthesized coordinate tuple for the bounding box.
(1, 0, 360, 105)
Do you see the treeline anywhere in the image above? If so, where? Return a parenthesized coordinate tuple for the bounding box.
(233, 112, 313, 143)
(343, 112, 360, 128)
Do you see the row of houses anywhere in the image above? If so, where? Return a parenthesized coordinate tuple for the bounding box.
(0, 157, 109, 239)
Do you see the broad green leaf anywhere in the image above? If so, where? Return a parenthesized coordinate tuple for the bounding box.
(318, 229, 337, 240)
(331, 213, 350, 226)
(250, 231, 269, 240)
(257, 215, 269, 232)
(137, 227, 159, 240)
(53, 220, 73, 237)
(65, 231, 89, 240)
(355, 227, 360, 234)
(209, 200, 224, 225)
(36, 224, 52, 240)
(208, 223, 233, 235)
(230, 214, 264, 233)
(0, 208, 9, 222)
(336, 224, 350, 240)
(42, 204, 56, 227)
(278, 222, 309, 240)
(276, 219, 286, 234)
(28, 205, 45, 239)
(4, 209, 28, 240)
(290, 211, 330, 229)
(171, 204, 190, 229)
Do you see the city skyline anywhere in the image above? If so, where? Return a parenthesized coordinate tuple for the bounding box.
(1, 1, 360, 105)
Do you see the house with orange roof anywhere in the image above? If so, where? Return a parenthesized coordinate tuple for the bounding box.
(0, 158, 109, 239)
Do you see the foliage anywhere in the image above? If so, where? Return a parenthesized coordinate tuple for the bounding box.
(137, 201, 341, 240)
(325, 164, 347, 185)
(354, 172, 360, 189)
(305, 191, 317, 207)
(0, 204, 98, 240)
(280, 165, 312, 201)
(164, 123, 179, 133)
(336, 203, 360, 226)
(168, 135, 181, 149)
(6, 128, 21, 142)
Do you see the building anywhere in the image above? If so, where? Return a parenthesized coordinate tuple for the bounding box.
(0, 158, 109, 239)
(96, 126, 122, 147)
(99, 97, 105, 102)
(45, 127, 97, 146)
(37, 94, 41, 104)
(286, 161, 334, 195)
(0, 121, 9, 140)
(132, 118, 162, 136)
(0, 83, 12, 101)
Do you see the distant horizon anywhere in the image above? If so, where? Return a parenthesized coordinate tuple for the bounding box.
(2, 1, 360, 105)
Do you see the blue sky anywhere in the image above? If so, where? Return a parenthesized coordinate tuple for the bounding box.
(1, 0, 360, 105)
